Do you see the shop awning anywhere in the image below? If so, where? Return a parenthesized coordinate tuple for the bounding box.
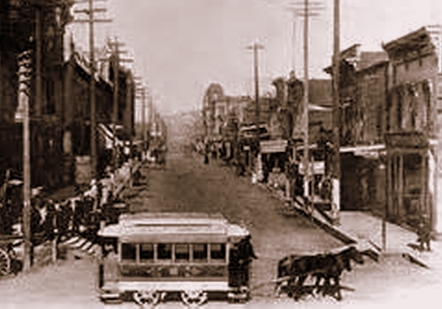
(260, 139, 288, 153)
(98, 123, 123, 149)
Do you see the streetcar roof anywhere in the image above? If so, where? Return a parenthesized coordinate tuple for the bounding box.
(98, 212, 249, 243)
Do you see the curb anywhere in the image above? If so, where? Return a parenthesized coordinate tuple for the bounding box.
(257, 183, 435, 267)
(255, 182, 358, 245)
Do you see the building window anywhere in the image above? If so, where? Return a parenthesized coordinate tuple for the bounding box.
(45, 79, 56, 114)
(121, 243, 136, 261)
(140, 244, 154, 261)
(175, 244, 190, 261)
(193, 244, 208, 261)
(158, 243, 172, 260)
(210, 243, 226, 261)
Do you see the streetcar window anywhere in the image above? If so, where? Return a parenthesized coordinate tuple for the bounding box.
(158, 243, 172, 260)
(193, 244, 208, 261)
(210, 243, 226, 260)
(175, 244, 190, 261)
(140, 244, 154, 261)
(121, 243, 136, 261)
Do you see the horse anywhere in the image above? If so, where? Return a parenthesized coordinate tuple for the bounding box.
(276, 246, 364, 301)
(276, 253, 329, 299)
(312, 246, 364, 300)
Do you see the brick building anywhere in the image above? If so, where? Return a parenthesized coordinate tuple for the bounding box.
(327, 26, 442, 233)
(0, 0, 73, 188)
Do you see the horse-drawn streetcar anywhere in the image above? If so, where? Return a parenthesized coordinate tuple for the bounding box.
(97, 212, 254, 306)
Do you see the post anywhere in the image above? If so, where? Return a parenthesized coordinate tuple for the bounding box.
(17, 51, 32, 271)
(253, 43, 260, 146)
(89, 0, 97, 180)
(292, 10, 297, 73)
(112, 40, 119, 174)
(23, 83, 32, 271)
(141, 88, 146, 154)
(127, 75, 133, 188)
(331, 0, 341, 224)
(302, 0, 310, 204)
(384, 154, 391, 251)
(35, 7, 42, 117)
(253, 43, 261, 181)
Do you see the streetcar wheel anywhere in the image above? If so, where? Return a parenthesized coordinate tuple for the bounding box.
(133, 290, 161, 306)
(0, 248, 11, 276)
(180, 290, 208, 306)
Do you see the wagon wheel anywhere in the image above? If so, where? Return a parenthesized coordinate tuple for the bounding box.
(180, 290, 208, 306)
(133, 290, 161, 307)
(0, 248, 11, 276)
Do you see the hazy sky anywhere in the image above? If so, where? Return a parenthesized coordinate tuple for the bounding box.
(67, 0, 442, 115)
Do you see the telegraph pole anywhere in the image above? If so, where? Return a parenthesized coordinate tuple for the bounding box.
(88, 0, 97, 179)
(16, 50, 32, 272)
(135, 80, 147, 157)
(288, 0, 323, 210)
(285, 7, 298, 73)
(303, 0, 310, 202)
(74, 0, 111, 180)
(331, 0, 341, 225)
(35, 7, 42, 117)
(142, 88, 146, 149)
(102, 38, 132, 174)
(110, 38, 122, 173)
(247, 42, 264, 180)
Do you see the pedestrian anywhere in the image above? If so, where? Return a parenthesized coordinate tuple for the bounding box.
(73, 196, 84, 233)
(417, 218, 432, 251)
(44, 200, 56, 242)
(103, 244, 119, 292)
(204, 142, 210, 165)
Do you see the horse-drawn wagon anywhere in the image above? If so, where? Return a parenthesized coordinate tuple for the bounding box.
(0, 234, 23, 276)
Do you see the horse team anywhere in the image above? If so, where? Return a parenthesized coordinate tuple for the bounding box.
(275, 246, 365, 301)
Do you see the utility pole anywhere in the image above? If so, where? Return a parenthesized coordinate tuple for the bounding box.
(109, 38, 123, 174)
(16, 50, 32, 272)
(303, 0, 310, 203)
(102, 38, 132, 174)
(288, 0, 323, 210)
(149, 95, 154, 150)
(285, 7, 298, 74)
(74, 0, 111, 181)
(126, 74, 134, 188)
(246, 42, 264, 181)
(134, 79, 147, 156)
(112, 40, 120, 173)
(35, 7, 42, 117)
(331, 0, 341, 225)
(142, 88, 146, 149)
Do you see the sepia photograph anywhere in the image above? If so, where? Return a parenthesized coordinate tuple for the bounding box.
(1, 0, 442, 308)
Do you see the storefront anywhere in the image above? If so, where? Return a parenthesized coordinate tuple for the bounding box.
(385, 132, 433, 229)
